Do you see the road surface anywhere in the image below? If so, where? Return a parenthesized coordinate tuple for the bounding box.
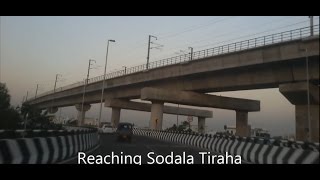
(65, 134, 243, 164)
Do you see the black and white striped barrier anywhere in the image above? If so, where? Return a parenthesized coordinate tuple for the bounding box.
(0, 128, 97, 139)
(0, 130, 99, 164)
(133, 129, 319, 164)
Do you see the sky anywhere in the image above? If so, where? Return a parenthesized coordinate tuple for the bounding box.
(1, 16, 319, 136)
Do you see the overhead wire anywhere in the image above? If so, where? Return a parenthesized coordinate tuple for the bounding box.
(152, 17, 317, 60)
(153, 17, 306, 58)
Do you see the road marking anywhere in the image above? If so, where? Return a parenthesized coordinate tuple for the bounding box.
(145, 145, 159, 156)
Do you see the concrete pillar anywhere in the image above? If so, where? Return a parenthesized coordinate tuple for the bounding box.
(198, 117, 206, 134)
(75, 104, 91, 126)
(296, 105, 319, 142)
(279, 82, 319, 142)
(235, 111, 250, 137)
(150, 101, 164, 130)
(47, 107, 58, 114)
(111, 107, 121, 128)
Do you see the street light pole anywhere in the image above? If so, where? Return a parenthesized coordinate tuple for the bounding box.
(98, 40, 115, 128)
(176, 104, 179, 127)
(51, 74, 61, 112)
(299, 47, 311, 142)
(189, 47, 193, 60)
(305, 48, 311, 142)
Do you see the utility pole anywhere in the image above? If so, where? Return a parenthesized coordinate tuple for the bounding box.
(81, 59, 95, 125)
(305, 48, 311, 142)
(123, 66, 127, 75)
(51, 74, 61, 112)
(309, 16, 313, 36)
(146, 35, 157, 70)
(34, 84, 39, 99)
(299, 46, 311, 142)
(53, 74, 61, 93)
(176, 104, 179, 127)
(189, 47, 193, 60)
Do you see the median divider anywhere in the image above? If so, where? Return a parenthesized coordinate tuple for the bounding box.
(133, 128, 319, 164)
(0, 129, 100, 164)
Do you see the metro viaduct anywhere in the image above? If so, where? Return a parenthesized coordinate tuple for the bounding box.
(27, 36, 319, 142)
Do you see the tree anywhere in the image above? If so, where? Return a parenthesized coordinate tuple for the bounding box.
(0, 83, 10, 110)
(166, 124, 177, 131)
(20, 103, 62, 130)
(0, 82, 61, 130)
(166, 120, 194, 133)
(0, 83, 22, 129)
(178, 121, 190, 131)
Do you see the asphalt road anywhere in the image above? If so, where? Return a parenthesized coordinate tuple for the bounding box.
(65, 134, 244, 164)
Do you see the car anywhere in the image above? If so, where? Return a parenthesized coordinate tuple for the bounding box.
(116, 122, 133, 142)
(100, 124, 116, 134)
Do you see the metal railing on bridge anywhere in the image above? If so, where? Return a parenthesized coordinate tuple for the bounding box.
(29, 25, 319, 101)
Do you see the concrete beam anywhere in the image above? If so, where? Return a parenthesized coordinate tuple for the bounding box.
(141, 87, 260, 112)
(279, 82, 319, 105)
(105, 98, 212, 118)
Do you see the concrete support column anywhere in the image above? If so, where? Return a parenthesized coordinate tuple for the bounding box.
(75, 104, 91, 126)
(150, 101, 164, 130)
(296, 105, 319, 142)
(279, 82, 319, 142)
(236, 111, 250, 137)
(111, 107, 121, 128)
(198, 117, 206, 134)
